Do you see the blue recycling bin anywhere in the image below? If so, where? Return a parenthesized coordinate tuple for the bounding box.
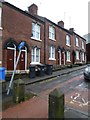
(0, 67, 6, 81)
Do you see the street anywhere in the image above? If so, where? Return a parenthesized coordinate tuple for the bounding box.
(26, 68, 90, 117)
(2, 67, 90, 118)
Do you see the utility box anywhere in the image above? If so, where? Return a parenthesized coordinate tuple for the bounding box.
(0, 67, 6, 81)
(49, 89, 64, 119)
(13, 79, 25, 103)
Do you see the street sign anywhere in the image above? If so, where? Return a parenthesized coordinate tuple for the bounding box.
(18, 41, 25, 50)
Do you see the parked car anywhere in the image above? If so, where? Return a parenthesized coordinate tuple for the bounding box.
(84, 64, 90, 80)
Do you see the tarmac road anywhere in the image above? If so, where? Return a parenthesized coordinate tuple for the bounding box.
(26, 68, 85, 94)
(26, 68, 90, 118)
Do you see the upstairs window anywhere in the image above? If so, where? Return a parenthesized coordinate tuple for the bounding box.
(32, 22, 40, 40)
(82, 41, 84, 49)
(76, 37, 79, 47)
(49, 26, 55, 40)
(66, 35, 70, 46)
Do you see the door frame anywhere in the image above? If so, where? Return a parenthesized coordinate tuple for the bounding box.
(7, 45, 16, 70)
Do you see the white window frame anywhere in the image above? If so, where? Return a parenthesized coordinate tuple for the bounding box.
(76, 37, 79, 47)
(66, 51, 70, 62)
(0, 7, 2, 30)
(31, 22, 40, 40)
(82, 41, 84, 49)
(66, 35, 70, 46)
(49, 26, 55, 40)
(49, 46, 56, 60)
(31, 47, 40, 63)
(76, 51, 79, 60)
(82, 52, 84, 61)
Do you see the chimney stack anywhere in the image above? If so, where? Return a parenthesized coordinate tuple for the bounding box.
(69, 28, 74, 32)
(28, 4, 38, 15)
(58, 21, 64, 28)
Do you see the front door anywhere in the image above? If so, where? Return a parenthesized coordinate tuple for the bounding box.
(18, 51, 25, 70)
(7, 49, 14, 70)
(61, 52, 64, 65)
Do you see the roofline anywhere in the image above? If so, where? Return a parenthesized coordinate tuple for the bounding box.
(2, 1, 44, 24)
(44, 17, 73, 35)
(73, 32, 86, 41)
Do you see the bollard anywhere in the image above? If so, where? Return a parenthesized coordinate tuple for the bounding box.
(13, 79, 25, 103)
(49, 88, 64, 119)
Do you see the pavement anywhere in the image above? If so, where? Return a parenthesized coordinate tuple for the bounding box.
(23, 65, 86, 85)
(1, 65, 90, 119)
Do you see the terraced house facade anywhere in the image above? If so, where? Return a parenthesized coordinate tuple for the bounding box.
(0, 1, 86, 72)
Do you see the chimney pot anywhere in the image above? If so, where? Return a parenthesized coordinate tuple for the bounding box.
(28, 4, 38, 15)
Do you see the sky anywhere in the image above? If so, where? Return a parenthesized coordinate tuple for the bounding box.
(5, 0, 89, 37)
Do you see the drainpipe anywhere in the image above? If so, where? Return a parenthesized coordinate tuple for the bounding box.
(44, 19, 46, 64)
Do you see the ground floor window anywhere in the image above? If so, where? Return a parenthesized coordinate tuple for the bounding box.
(82, 52, 85, 61)
(66, 51, 70, 61)
(49, 46, 55, 60)
(76, 51, 79, 60)
(31, 47, 40, 63)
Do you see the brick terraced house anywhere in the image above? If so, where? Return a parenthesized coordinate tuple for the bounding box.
(0, 1, 86, 73)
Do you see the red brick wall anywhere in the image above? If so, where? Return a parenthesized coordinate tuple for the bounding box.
(1, 3, 86, 70)
(2, 4, 44, 68)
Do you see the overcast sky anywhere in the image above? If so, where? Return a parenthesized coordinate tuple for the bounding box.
(5, 0, 89, 37)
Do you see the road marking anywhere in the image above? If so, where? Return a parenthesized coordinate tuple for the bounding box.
(70, 92, 90, 107)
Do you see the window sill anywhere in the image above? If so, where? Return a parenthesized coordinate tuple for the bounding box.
(66, 44, 71, 47)
(76, 59, 79, 60)
(0, 27, 3, 30)
(66, 60, 71, 62)
(76, 45, 79, 47)
(30, 62, 40, 65)
(31, 37, 42, 42)
(49, 38, 56, 41)
(49, 58, 56, 61)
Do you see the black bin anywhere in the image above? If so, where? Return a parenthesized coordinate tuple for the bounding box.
(29, 66, 36, 78)
(46, 64, 53, 75)
(37, 64, 45, 76)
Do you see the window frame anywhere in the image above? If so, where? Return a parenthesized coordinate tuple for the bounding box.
(76, 37, 79, 47)
(31, 47, 40, 63)
(49, 46, 56, 60)
(82, 52, 84, 61)
(66, 35, 71, 46)
(82, 41, 84, 49)
(76, 50, 79, 60)
(0, 7, 2, 30)
(49, 26, 55, 40)
(31, 22, 40, 40)
(66, 51, 71, 62)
